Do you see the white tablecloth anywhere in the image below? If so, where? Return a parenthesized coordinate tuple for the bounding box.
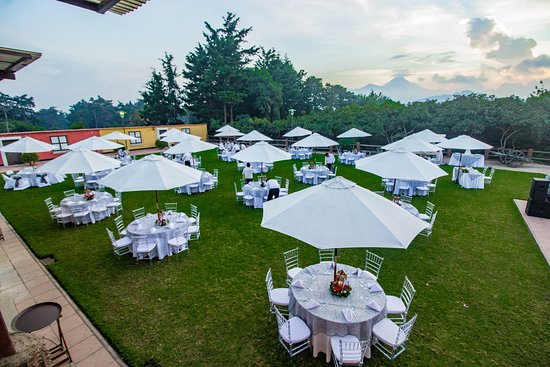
(242, 182, 267, 208)
(59, 192, 113, 224)
(126, 212, 191, 259)
(289, 148, 312, 160)
(449, 153, 484, 167)
(176, 172, 214, 195)
(220, 150, 238, 161)
(289, 263, 387, 362)
(14, 168, 64, 187)
(401, 202, 420, 217)
(385, 179, 429, 196)
(452, 167, 484, 189)
(339, 152, 365, 165)
(300, 166, 330, 185)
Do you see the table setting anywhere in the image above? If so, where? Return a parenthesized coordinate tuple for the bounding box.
(289, 263, 387, 362)
(242, 181, 268, 208)
(300, 165, 330, 185)
(126, 211, 191, 259)
(452, 167, 484, 189)
(59, 191, 114, 224)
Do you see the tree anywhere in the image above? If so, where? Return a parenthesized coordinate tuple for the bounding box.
(140, 53, 185, 125)
(67, 96, 118, 128)
(183, 12, 257, 123)
(35, 107, 69, 130)
(242, 68, 283, 120)
(0, 92, 37, 132)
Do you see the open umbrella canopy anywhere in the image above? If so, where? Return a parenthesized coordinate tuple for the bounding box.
(337, 128, 372, 139)
(215, 124, 242, 133)
(165, 138, 218, 155)
(214, 130, 245, 138)
(0, 136, 55, 153)
(292, 132, 339, 148)
(262, 176, 428, 249)
(98, 154, 202, 192)
(230, 141, 291, 164)
(101, 131, 137, 141)
(283, 126, 312, 138)
(236, 130, 273, 142)
(438, 135, 493, 151)
(382, 136, 442, 153)
(409, 129, 447, 143)
(355, 149, 447, 181)
(39, 148, 121, 175)
(67, 136, 124, 151)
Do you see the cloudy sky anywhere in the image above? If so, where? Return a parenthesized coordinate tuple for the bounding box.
(1, 0, 549, 111)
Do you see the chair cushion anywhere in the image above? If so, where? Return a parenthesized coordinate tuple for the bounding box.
(187, 225, 199, 234)
(168, 236, 187, 247)
(331, 334, 362, 364)
(270, 288, 290, 306)
(279, 316, 311, 344)
(287, 267, 303, 279)
(373, 318, 406, 347)
(115, 237, 132, 248)
(386, 295, 406, 314)
(137, 243, 156, 252)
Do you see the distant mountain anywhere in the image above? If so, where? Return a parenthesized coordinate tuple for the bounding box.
(352, 76, 547, 103)
(353, 77, 435, 102)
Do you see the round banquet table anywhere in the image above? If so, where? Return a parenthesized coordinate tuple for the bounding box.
(242, 182, 267, 208)
(125, 212, 191, 259)
(300, 166, 330, 185)
(289, 263, 387, 362)
(59, 192, 113, 224)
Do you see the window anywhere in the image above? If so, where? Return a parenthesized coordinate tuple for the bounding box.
(50, 136, 68, 151)
(157, 128, 167, 138)
(181, 128, 190, 134)
(128, 131, 142, 145)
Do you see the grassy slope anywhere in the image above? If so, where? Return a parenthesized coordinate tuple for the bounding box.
(1, 150, 549, 366)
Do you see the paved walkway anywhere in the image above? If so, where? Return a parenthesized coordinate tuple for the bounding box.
(514, 200, 550, 267)
(0, 214, 126, 367)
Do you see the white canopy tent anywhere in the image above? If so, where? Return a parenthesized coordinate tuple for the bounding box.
(337, 128, 371, 139)
(101, 131, 137, 141)
(216, 125, 240, 133)
(292, 133, 339, 148)
(438, 135, 493, 152)
(214, 130, 245, 138)
(283, 126, 312, 138)
(236, 130, 273, 142)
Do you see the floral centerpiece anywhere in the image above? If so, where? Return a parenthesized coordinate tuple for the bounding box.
(84, 189, 95, 201)
(308, 162, 315, 169)
(329, 269, 352, 297)
(392, 194, 401, 205)
(155, 210, 169, 226)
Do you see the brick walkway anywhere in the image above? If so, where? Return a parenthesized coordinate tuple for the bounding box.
(0, 214, 126, 367)
(514, 200, 550, 267)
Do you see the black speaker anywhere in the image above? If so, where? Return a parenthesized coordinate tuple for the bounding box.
(529, 178, 550, 202)
(525, 199, 550, 219)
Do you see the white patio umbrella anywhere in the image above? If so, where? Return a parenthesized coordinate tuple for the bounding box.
(337, 128, 372, 139)
(292, 133, 339, 148)
(215, 124, 241, 133)
(98, 154, 203, 219)
(283, 126, 312, 138)
(160, 130, 201, 142)
(236, 130, 273, 142)
(438, 135, 493, 151)
(262, 176, 428, 248)
(67, 136, 124, 151)
(355, 149, 447, 182)
(382, 136, 442, 153)
(231, 141, 291, 164)
(101, 131, 137, 141)
(165, 138, 218, 155)
(409, 129, 447, 143)
(262, 176, 429, 278)
(0, 136, 55, 153)
(39, 148, 121, 175)
(214, 130, 245, 138)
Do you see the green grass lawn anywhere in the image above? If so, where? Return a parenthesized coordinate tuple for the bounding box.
(1, 150, 549, 366)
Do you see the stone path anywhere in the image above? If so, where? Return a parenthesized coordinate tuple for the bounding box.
(0, 214, 126, 367)
(514, 200, 550, 267)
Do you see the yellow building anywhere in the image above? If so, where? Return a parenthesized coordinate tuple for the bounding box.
(99, 124, 208, 151)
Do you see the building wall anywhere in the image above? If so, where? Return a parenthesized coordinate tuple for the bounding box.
(0, 124, 207, 166)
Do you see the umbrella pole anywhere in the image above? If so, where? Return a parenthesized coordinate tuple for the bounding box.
(334, 248, 338, 282)
(155, 190, 161, 222)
